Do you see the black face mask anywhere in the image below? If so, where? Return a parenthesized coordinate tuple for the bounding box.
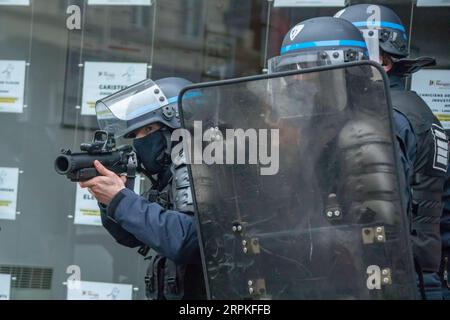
(133, 130, 168, 175)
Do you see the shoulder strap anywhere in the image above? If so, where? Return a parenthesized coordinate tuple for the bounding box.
(144, 255, 167, 300)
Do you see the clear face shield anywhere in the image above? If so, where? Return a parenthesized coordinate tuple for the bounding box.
(266, 69, 350, 129)
(95, 79, 171, 138)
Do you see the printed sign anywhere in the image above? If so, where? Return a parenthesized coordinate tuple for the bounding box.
(411, 69, 450, 129)
(81, 61, 147, 116)
(0, 0, 29, 5)
(67, 281, 133, 300)
(0, 60, 26, 113)
(0, 274, 11, 300)
(74, 175, 142, 226)
(0, 167, 19, 220)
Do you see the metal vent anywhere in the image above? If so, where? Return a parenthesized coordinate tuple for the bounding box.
(0, 265, 53, 290)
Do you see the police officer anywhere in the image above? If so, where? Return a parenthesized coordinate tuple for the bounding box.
(80, 77, 206, 300)
(268, 16, 417, 298)
(336, 4, 448, 300)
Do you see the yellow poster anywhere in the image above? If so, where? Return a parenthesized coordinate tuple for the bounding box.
(0, 167, 19, 220)
(0, 60, 26, 113)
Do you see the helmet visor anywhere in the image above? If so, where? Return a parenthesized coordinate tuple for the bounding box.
(268, 49, 367, 74)
(95, 79, 170, 138)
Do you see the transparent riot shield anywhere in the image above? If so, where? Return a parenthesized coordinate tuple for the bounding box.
(179, 61, 418, 300)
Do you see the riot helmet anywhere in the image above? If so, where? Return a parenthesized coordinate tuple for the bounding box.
(268, 17, 369, 73)
(267, 17, 368, 121)
(95, 77, 193, 177)
(95, 77, 192, 139)
(336, 4, 436, 75)
(335, 4, 408, 58)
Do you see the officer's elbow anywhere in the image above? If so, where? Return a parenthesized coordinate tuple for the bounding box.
(169, 223, 199, 264)
(170, 250, 189, 265)
(172, 238, 200, 264)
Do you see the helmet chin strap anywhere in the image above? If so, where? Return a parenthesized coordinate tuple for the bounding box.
(161, 126, 174, 159)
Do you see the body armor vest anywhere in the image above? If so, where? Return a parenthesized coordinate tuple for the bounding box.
(144, 143, 206, 300)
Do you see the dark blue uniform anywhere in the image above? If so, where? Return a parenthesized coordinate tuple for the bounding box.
(100, 188, 199, 264)
(394, 105, 444, 300)
(393, 110, 416, 205)
(391, 75, 445, 300)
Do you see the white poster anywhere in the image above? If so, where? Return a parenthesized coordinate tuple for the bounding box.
(81, 61, 147, 116)
(0, 274, 11, 300)
(88, 0, 151, 5)
(411, 69, 450, 129)
(0, 0, 29, 5)
(0, 167, 19, 221)
(274, 0, 345, 7)
(74, 175, 142, 226)
(417, 0, 450, 6)
(0, 60, 26, 113)
(67, 281, 133, 300)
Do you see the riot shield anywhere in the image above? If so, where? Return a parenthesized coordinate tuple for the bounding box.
(179, 61, 418, 300)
